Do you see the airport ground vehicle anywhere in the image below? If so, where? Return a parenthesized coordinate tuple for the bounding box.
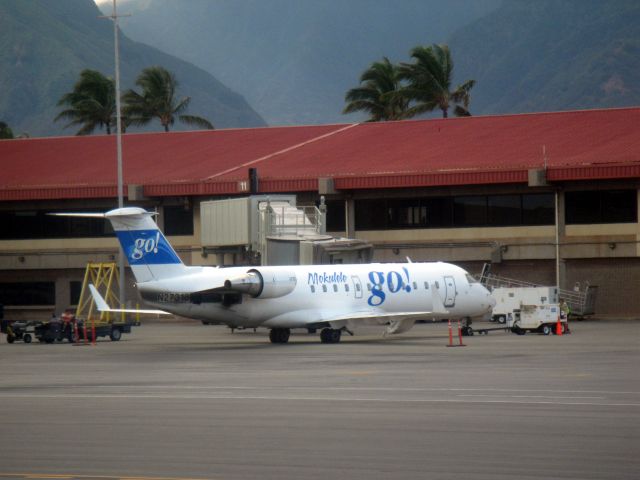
(508, 304, 568, 335)
(1, 314, 135, 344)
(490, 286, 558, 324)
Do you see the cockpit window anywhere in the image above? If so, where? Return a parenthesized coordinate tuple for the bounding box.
(466, 274, 479, 284)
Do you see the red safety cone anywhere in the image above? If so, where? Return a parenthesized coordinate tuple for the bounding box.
(556, 316, 563, 336)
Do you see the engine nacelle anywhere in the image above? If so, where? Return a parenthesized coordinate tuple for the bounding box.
(224, 268, 297, 299)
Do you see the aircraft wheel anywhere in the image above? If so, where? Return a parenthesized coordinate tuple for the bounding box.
(320, 328, 341, 344)
(110, 328, 122, 341)
(331, 329, 341, 343)
(269, 328, 290, 344)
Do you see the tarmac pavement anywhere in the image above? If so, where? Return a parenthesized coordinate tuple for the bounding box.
(0, 319, 638, 479)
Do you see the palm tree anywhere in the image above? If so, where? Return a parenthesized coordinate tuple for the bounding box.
(55, 69, 116, 135)
(398, 44, 475, 119)
(122, 66, 213, 132)
(343, 57, 408, 122)
(0, 121, 14, 139)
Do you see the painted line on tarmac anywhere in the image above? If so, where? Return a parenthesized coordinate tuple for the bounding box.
(0, 392, 638, 407)
(456, 394, 605, 400)
(20, 385, 640, 395)
(0, 474, 209, 480)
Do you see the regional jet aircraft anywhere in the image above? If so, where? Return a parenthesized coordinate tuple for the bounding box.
(85, 207, 494, 344)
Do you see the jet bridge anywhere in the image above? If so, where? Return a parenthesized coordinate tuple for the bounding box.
(200, 196, 372, 266)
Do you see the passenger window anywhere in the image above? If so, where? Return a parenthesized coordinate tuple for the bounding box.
(424, 282, 429, 290)
(435, 281, 439, 288)
(322, 285, 327, 293)
(310, 286, 315, 293)
(333, 284, 338, 292)
(356, 284, 361, 292)
(345, 284, 350, 292)
(413, 281, 418, 290)
(367, 283, 372, 291)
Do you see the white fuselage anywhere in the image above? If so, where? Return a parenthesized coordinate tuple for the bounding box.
(136, 262, 494, 329)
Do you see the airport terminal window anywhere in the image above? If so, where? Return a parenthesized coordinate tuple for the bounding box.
(487, 195, 521, 226)
(565, 190, 637, 224)
(423, 197, 454, 227)
(0, 282, 55, 306)
(0, 210, 112, 240)
(69, 281, 82, 305)
(355, 199, 387, 229)
(388, 199, 426, 227)
(522, 194, 554, 225)
(163, 206, 194, 236)
(454, 196, 487, 226)
(325, 200, 346, 232)
(354, 193, 555, 230)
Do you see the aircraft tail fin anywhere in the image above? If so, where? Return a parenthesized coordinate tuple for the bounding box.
(105, 207, 189, 283)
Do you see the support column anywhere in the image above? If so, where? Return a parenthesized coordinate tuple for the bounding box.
(636, 188, 640, 258)
(345, 197, 355, 239)
(555, 190, 567, 289)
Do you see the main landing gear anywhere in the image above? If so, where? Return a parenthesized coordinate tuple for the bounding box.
(268, 327, 349, 344)
(269, 328, 290, 344)
(320, 328, 342, 344)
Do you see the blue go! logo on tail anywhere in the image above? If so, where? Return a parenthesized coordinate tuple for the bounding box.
(117, 229, 182, 265)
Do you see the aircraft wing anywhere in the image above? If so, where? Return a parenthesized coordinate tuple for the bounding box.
(320, 310, 437, 324)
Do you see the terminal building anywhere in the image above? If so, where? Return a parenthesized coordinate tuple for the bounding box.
(0, 107, 638, 318)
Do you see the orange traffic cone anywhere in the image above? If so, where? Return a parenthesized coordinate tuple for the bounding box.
(556, 316, 563, 336)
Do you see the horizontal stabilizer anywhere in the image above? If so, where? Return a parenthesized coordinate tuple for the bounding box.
(88, 284, 170, 315)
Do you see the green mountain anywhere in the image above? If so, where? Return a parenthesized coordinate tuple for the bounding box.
(449, 0, 640, 114)
(115, 0, 640, 124)
(114, 0, 500, 125)
(0, 0, 266, 137)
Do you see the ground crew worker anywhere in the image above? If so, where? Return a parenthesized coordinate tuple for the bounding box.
(560, 299, 571, 333)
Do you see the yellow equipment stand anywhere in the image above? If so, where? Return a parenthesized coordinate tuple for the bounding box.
(75, 262, 124, 324)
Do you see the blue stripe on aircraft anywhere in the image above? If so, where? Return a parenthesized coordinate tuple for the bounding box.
(116, 229, 182, 265)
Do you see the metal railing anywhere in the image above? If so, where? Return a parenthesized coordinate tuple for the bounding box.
(479, 264, 598, 316)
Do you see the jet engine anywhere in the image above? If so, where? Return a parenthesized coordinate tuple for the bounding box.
(224, 268, 297, 299)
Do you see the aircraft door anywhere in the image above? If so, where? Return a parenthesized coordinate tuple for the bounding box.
(443, 275, 456, 307)
(351, 275, 363, 299)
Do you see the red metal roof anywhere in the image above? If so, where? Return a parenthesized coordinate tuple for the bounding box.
(1, 108, 638, 201)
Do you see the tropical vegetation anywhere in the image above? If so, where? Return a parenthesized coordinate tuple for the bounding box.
(55, 69, 117, 135)
(399, 44, 475, 118)
(56, 66, 214, 135)
(344, 43, 475, 120)
(342, 57, 408, 122)
(0, 121, 14, 139)
(122, 66, 213, 132)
